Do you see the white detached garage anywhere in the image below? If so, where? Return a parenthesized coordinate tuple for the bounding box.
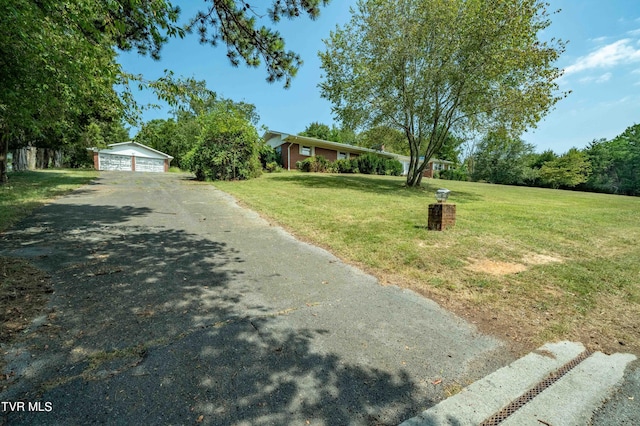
(89, 142, 173, 173)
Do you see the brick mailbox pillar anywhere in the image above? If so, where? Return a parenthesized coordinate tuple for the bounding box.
(428, 203, 456, 231)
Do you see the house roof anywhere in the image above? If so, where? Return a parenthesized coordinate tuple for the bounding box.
(264, 130, 454, 164)
(88, 141, 173, 159)
(264, 130, 397, 158)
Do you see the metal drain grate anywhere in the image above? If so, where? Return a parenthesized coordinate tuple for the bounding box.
(480, 350, 593, 426)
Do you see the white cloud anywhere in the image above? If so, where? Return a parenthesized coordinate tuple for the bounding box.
(596, 72, 612, 83)
(564, 39, 640, 75)
(578, 72, 612, 84)
(590, 36, 609, 43)
(628, 29, 640, 36)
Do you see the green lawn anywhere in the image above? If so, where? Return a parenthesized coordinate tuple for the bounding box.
(0, 169, 97, 232)
(215, 172, 640, 354)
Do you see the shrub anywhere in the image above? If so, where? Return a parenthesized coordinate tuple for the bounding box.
(384, 158, 403, 176)
(297, 156, 330, 172)
(334, 158, 354, 173)
(440, 168, 468, 181)
(265, 161, 282, 173)
(356, 152, 385, 175)
(296, 153, 401, 176)
(259, 144, 281, 169)
(184, 109, 262, 181)
(297, 157, 313, 172)
(314, 155, 330, 172)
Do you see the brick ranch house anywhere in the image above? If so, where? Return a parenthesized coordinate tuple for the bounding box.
(264, 130, 453, 177)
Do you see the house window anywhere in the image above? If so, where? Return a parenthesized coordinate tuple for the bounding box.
(337, 151, 348, 160)
(432, 162, 444, 171)
(300, 145, 313, 156)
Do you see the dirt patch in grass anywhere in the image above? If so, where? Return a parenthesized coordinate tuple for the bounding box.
(465, 253, 563, 276)
(522, 253, 563, 265)
(465, 258, 527, 275)
(0, 257, 53, 343)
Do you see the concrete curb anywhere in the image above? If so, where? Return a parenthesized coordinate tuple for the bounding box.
(401, 341, 636, 426)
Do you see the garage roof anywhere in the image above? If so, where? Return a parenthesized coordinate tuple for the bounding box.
(88, 141, 173, 159)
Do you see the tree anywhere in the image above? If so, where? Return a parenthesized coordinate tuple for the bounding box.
(184, 107, 262, 181)
(319, 0, 566, 187)
(135, 119, 179, 158)
(434, 132, 464, 164)
(299, 122, 332, 141)
(583, 124, 640, 195)
(191, 0, 330, 88)
(529, 149, 558, 169)
(539, 148, 591, 189)
(472, 128, 535, 185)
(583, 138, 617, 193)
(357, 126, 409, 155)
(135, 81, 261, 170)
(299, 122, 356, 144)
(1, 1, 330, 184)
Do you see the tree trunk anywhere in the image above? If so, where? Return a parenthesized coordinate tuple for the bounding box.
(53, 150, 63, 168)
(406, 157, 429, 187)
(0, 130, 8, 185)
(12, 146, 35, 171)
(36, 148, 48, 169)
(27, 145, 36, 170)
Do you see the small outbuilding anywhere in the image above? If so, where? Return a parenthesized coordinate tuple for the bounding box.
(88, 141, 173, 173)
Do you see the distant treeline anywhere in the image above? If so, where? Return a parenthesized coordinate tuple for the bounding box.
(442, 123, 640, 197)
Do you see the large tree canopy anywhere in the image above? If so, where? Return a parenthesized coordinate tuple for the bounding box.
(319, 0, 566, 186)
(1, 0, 330, 184)
(134, 80, 261, 170)
(471, 128, 535, 185)
(584, 124, 640, 195)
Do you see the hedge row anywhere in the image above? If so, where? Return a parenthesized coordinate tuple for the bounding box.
(296, 153, 403, 176)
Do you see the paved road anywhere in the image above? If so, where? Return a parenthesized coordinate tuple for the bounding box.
(0, 172, 516, 425)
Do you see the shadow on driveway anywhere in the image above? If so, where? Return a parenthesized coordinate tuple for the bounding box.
(1, 196, 426, 424)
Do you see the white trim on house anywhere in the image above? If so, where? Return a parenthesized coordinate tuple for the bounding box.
(299, 144, 314, 156)
(265, 130, 394, 158)
(263, 130, 454, 175)
(92, 141, 173, 160)
(88, 141, 173, 172)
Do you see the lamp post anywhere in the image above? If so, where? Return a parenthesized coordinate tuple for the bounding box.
(428, 188, 456, 230)
(435, 188, 451, 203)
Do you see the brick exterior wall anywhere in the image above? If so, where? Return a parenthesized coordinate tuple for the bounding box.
(93, 152, 99, 170)
(428, 203, 456, 231)
(289, 143, 310, 167)
(276, 142, 370, 170)
(278, 143, 311, 170)
(423, 163, 434, 178)
(314, 147, 338, 162)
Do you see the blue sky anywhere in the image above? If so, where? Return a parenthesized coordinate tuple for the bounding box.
(118, 0, 640, 155)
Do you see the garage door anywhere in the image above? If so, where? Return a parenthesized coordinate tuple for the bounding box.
(135, 157, 165, 173)
(99, 153, 132, 171)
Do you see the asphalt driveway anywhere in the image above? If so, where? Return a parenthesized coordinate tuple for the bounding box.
(0, 172, 514, 425)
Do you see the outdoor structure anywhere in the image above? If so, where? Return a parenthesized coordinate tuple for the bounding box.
(428, 189, 456, 231)
(88, 141, 173, 173)
(264, 130, 389, 171)
(264, 130, 454, 176)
